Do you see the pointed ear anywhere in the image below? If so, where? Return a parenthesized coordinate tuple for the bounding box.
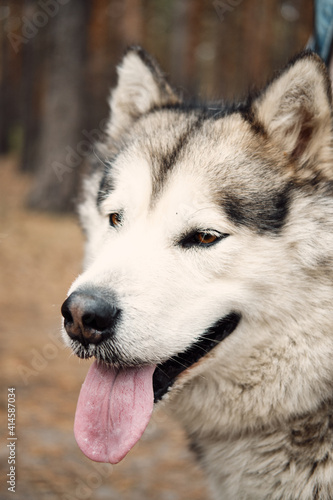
(251, 52, 333, 178)
(107, 46, 180, 139)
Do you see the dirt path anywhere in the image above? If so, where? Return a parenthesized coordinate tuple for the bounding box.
(0, 157, 207, 500)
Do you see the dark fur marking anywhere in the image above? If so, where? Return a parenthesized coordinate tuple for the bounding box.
(290, 422, 325, 448)
(309, 460, 319, 478)
(150, 116, 203, 202)
(160, 127, 192, 171)
(148, 98, 253, 122)
(189, 438, 205, 463)
(308, 454, 330, 479)
(313, 485, 320, 500)
(240, 104, 267, 138)
(223, 184, 291, 234)
(96, 150, 122, 208)
(322, 180, 333, 196)
(97, 167, 115, 207)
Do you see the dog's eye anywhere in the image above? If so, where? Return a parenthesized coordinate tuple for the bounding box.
(195, 232, 219, 245)
(180, 230, 228, 248)
(109, 213, 122, 228)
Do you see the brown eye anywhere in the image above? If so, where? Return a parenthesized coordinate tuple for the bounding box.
(195, 232, 218, 245)
(109, 213, 122, 228)
(180, 230, 228, 248)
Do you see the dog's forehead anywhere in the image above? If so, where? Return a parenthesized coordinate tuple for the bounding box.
(101, 108, 291, 234)
(124, 108, 287, 185)
(105, 109, 254, 193)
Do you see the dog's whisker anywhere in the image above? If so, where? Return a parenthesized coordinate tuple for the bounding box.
(155, 365, 172, 379)
(167, 356, 190, 370)
(197, 336, 219, 345)
(92, 147, 111, 168)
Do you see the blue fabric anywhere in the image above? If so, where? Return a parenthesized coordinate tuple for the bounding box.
(310, 0, 333, 64)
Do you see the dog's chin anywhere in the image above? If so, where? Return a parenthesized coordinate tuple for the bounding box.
(68, 312, 241, 403)
(68, 337, 127, 365)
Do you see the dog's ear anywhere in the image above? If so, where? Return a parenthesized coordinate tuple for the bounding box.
(252, 52, 333, 178)
(107, 46, 180, 139)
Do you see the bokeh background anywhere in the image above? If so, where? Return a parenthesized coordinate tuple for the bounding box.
(0, 1, 314, 499)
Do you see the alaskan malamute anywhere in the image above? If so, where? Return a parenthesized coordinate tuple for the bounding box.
(62, 47, 333, 499)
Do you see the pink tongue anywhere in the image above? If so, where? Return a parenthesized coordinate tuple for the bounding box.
(74, 360, 155, 464)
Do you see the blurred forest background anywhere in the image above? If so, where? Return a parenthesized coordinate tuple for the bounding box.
(0, 0, 313, 212)
(0, 1, 318, 499)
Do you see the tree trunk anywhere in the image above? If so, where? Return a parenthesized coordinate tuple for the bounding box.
(86, 0, 122, 132)
(120, 0, 143, 48)
(0, 7, 10, 154)
(0, 0, 23, 154)
(183, 0, 204, 95)
(170, 0, 189, 90)
(27, 0, 90, 212)
(20, 0, 43, 172)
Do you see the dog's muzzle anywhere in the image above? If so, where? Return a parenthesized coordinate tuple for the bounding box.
(61, 289, 120, 347)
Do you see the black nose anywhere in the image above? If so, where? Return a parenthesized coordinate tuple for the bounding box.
(61, 290, 120, 346)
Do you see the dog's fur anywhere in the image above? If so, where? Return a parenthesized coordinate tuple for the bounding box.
(63, 47, 333, 499)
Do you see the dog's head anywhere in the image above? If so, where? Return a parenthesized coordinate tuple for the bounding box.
(62, 47, 333, 464)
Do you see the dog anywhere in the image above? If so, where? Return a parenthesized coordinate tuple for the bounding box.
(61, 47, 333, 499)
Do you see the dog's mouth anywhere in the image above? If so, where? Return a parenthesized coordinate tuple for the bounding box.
(73, 312, 241, 465)
(152, 312, 241, 402)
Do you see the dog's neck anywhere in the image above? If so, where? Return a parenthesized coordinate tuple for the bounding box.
(166, 312, 333, 500)
(171, 394, 333, 500)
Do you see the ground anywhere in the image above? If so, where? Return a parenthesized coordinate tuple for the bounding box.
(0, 157, 207, 500)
